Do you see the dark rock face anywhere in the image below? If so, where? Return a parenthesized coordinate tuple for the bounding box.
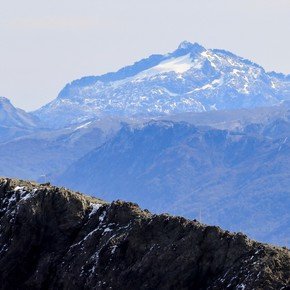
(0, 178, 289, 290)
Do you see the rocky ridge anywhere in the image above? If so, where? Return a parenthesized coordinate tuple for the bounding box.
(0, 178, 289, 289)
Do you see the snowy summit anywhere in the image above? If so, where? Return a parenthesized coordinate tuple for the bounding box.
(34, 41, 290, 127)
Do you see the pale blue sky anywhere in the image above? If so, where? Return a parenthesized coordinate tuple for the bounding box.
(1, 0, 290, 110)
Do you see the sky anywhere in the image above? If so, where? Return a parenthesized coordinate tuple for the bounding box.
(1, 0, 290, 111)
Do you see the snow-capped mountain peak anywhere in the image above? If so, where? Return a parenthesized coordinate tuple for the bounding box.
(34, 41, 290, 128)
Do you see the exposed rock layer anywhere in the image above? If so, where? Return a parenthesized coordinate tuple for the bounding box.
(0, 178, 289, 289)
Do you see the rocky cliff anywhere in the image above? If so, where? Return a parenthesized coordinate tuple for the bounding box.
(0, 178, 289, 290)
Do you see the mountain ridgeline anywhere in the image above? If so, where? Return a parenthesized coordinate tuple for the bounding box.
(0, 178, 290, 289)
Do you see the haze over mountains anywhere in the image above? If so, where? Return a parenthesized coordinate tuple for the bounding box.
(0, 42, 290, 247)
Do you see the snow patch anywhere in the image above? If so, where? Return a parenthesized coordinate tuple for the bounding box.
(135, 54, 194, 80)
(99, 210, 107, 222)
(89, 203, 102, 218)
(74, 121, 92, 131)
(111, 245, 117, 254)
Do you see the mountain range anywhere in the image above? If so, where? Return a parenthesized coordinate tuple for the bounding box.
(0, 41, 290, 247)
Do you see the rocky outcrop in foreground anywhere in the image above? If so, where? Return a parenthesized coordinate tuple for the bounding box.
(0, 178, 289, 290)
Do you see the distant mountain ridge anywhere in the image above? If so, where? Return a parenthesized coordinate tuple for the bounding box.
(0, 97, 38, 128)
(1, 103, 289, 184)
(0, 97, 39, 142)
(34, 41, 290, 128)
